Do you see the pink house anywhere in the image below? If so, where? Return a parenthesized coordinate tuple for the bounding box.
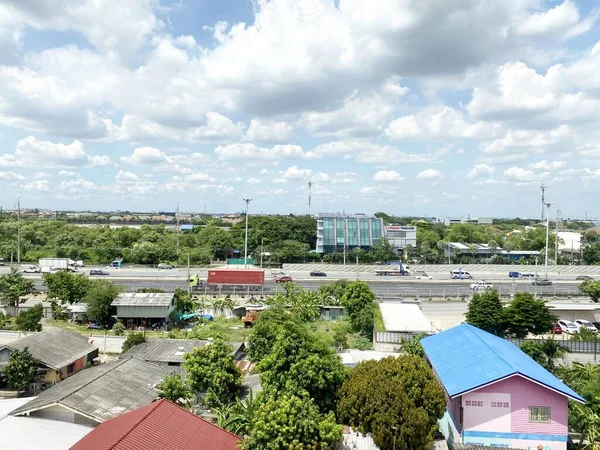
(422, 323, 584, 450)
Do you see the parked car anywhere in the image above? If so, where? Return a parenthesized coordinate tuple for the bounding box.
(557, 320, 578, 334)
(158, 263, 173, 269)
(532, 278, 552, 286)
(310, 271, 327, 277)
(576, 275, 594, 281)
(551, 323, 562, 334)
(574, 319, 598, 333)
(90, 269, 110, 276)
(414, 271, 433, 280)
(275, 275, 293, 283)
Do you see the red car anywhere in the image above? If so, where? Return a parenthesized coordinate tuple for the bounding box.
(552, 323, 562, 335)
(275, 275, 293, 283)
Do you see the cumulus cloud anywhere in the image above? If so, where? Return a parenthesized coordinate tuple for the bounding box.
(417, 169, 443, 180)
(503, 167, 537, 181)
(467, 164, 495, 178)
(246, 119, 294, 142)
(215, 143, 304, 160)
(373, 170, 404, 182)
(11, 136, 110, 168)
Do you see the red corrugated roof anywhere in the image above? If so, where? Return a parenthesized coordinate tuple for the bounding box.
(70, 398, 240, 450)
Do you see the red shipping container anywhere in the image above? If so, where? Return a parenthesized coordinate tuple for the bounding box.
(207, 269, 265, 285)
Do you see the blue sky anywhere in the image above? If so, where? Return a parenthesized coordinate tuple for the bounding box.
(1, 0, 600, 219)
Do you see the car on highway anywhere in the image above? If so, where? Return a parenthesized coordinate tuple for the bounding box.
(470, 281, 494, 291)
(309, 271, 327, 277)
(90, 269, 110, 276)
(557, 320, 578, 334)
(551, 323, 562, 334)
(275, 275, 293, 283)
(413, 271, 433, 280)
(575, 319, 598, 333)
(576, 275, 594, 281)
(532, 277, 552, 286)
(157, 263, 173, 269)
(21, 265, 41, 273)
(450, 270, 473, 279)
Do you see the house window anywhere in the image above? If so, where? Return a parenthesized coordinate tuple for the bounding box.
(465, 400, 483, 407)
(67, 363, 74, 374)
(529, 406, 551, 423)
(491, 401, 509, 408)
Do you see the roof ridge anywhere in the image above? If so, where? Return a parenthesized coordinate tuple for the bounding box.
(108, 398, 165, 449)
(463, 323, 518, 374)
(167, 399, 241, 440)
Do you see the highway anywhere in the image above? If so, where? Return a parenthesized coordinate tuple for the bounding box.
(4, 266, 585, 298)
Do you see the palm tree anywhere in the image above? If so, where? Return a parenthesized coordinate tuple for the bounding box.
(211, 391, 257, 436)
(537, 338, 568, 373)
(399, 334, 424, 357)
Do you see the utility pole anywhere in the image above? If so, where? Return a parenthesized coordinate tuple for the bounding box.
(544, 202, 552, 280)
(308, 181, 312, 216)
(343, 218, 347, 266)
(176, 202, 180, 255)
(260, 236, 264, 269)
(17, 196, 21, 264)
(555, 209, 560, 263)
(243, 198, 252, 269)
(187, 252, 191, 295)
(356, 256, 359, 281)
(540, 184, 546, 222)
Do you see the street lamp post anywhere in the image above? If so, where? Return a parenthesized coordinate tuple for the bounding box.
(544, 202, 552, 280)
(243, 198, 252, 269)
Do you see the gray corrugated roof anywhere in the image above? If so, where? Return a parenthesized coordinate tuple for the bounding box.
(6, 329, 98, 370)
(10, 357, 172, 423)
(111, 292, 174, 306)
(121, 339, 245, 363)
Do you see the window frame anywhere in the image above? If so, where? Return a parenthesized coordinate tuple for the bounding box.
(529, 406, 551, 423)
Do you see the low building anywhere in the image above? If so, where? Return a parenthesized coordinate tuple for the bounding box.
(67, 303, 88, 322)
(444, 217, 493, 226)
(378, 302, 434, 335)
(421, 323, 584, 450)
(10, 357, 172, 426)
(111, 292, 175, 328)
(120, 339, 246, 371)
(384, 225, 417, 252)
(0, 328, 98, 390)
(556, 231, 581, 254)
(70, 398, 240, 450)
(316, 213, 384, 254)
(0, 297, 52, 318)
(443, 242, 540, 261)
(0, 397, 93, 450)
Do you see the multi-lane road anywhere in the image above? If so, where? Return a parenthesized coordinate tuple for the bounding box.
(0, 266, 588, 298)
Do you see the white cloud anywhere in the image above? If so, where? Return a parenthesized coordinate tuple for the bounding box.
(115, 170, 139, 181)
(373, 170, 404, 182)
(503, 166, 537, 181)
(246, 119, 294, 142)
(511, 1, 592, 39)
(21, 180, 50, 191)
(481, 125, 572, 153)
(273, 188, 288, 196)
(247, 178, 261, 184)
(529, 160, 567, 171)
(0, 171, 25, 180)
(58, 170, 80, 177)
(417, 169, 443, 180)
(120, 146, 167, 164)
(467, 164, 495, 178)
(215, 143, 304, 160)
(13, 136, 110, 168)
(281, 165, 313, 181)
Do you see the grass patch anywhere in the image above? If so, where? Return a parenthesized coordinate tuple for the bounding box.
(374, 303, 385, 332)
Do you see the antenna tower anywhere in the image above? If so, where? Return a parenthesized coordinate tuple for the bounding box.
(308, 181, 312, 216)
(540, 184, 546, 222)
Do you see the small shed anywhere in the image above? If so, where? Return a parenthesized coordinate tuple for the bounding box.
(378, 301, 434, 334)
(111, 293, 175, 328)
(67, 303, 88, 322)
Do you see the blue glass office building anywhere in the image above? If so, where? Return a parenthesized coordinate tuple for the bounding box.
(316, 213, 384, 254)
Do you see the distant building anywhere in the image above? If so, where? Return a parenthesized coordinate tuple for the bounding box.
(384, 225, 417, 252)
(443, 242, 540, 261)
(555, 231, 581, 253)
(444, 217, 493, 226)
(422, 323, 584, 450)
(111, 292, 175, 328)
(316, 213, 384, 254)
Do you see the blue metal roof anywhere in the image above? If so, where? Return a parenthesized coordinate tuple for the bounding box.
(421, 323, 584, 402)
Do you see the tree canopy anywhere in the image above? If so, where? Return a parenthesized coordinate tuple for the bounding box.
(337, 355, 446, 450)
(504, 293, 555, 338)
(580, 280, 600, 303)
(43, 271, 90, 304)
(0, 268, 35, 309)
(83, 279, 121, 324)
(4, 347, 38, 392)
(15, 304, 43, 331)
(465, 290, 506, 336)
(157, 373, 192, 407)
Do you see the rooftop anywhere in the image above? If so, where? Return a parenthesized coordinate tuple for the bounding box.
(111, 292, 174, 307)
(3, 328, 98, 370)
(378, 302, 434, 333)
(11, 357, 172, 423)
(421, 323, 584, 402)
(317, 212, 378, 219)
(121, 339, 245, 363)
(70, 398, 240, 450)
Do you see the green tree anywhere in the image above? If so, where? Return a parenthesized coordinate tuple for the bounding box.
(157, 373, 192, 407)
(399, 334, 424, 357)
(43, 271, 90, 304)
(341, 281, 376, 337)
(247, 307, 293, 363)
(121, 332, 146, 352)
(0, 268, 35, 315)
(183, 338, 242, 406)
(15, 304, 43, 332)
(4, 347, 38, 392)
(318, 279, 349, 303)
(242, 392, 342, 450)
(504, 293, 555, 338)
(337, 355, 446, 450)
(465, 290, 505, 336)
(257, 321, 348, 413)
(580, 280, 600, 303)
(212, 391, 258, 436)
(83, 280, 121, 325)
(520, 338, 566, 372)
(582, 242, 600, 265)
(112, 322, 125, 336)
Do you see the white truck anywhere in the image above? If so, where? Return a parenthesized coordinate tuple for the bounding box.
(39, 258, 76, 273)
(470, 281, 494, 291)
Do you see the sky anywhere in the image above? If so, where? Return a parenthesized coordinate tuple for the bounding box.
(0, 0, 600, 219)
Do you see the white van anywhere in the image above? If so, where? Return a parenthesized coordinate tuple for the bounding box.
(450, 269, 473, 279)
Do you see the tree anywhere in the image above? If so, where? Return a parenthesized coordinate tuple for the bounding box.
(4, 347, 38, 392)
(341, 281, 376, 336)
(0, 268, 35, 316)
(183, 338, 242, 406)
(83, 280, 121, 325)
(15, 304, 43, 332)
(399, 334, 424, 357)
(337, 355, 446, 450)
(580, 280, 600, 303)
(520, 338, 567, 372)
(157, 373, 192, 407)
(465, 290, 505, 336)
(504, 293, 555, 338)
(122, 332, 146, 352)
(173, 288, 194, 314)
(112, 322, 125, 336)
(247, 307, 293, 363)
(43, 271, 90, 304)
(212, 391, 258, 436)
(242, 392, 342, 450)
(257, 321, 348, 413)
